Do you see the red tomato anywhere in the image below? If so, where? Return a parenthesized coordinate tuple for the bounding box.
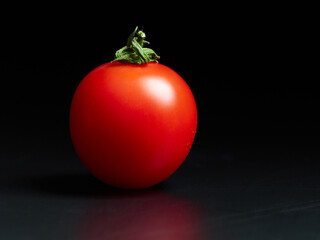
(70, 62, 197, 189)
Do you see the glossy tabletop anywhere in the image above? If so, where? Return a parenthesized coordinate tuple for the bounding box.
(1, 105, 320, 240)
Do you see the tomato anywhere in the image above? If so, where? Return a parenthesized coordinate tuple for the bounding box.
(70, 62, 197, 189)
(70, 26, 198, 189)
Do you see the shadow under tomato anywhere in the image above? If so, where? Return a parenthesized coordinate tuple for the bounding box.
(13, 173, 169, 198)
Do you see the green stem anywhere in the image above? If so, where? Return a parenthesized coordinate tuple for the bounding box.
(112, 27, 160, 64)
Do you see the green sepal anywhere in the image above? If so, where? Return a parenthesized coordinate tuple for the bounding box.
(112, 27, 160, 64)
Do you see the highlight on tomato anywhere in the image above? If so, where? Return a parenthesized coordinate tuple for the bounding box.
(70, 27, 197, 189)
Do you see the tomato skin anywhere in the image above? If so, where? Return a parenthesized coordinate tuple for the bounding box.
(70, 62, 197, 189)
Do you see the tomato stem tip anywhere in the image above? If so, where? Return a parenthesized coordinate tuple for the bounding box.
(112, 26, 160, 65)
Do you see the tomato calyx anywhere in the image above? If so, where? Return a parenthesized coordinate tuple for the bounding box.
(112, 27, 160, 65)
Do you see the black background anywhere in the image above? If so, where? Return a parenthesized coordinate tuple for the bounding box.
(1, 5, 320, 239)
(1, 5, 318, 141)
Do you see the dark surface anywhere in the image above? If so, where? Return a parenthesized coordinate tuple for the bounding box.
(2, 105, 320, 239)
(1, 6, 319, 240)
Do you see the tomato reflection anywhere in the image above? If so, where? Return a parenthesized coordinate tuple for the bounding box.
(74, 192, 204, 240)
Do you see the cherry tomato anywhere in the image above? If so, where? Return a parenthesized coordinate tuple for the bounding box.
(70, 62, 197, 189)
